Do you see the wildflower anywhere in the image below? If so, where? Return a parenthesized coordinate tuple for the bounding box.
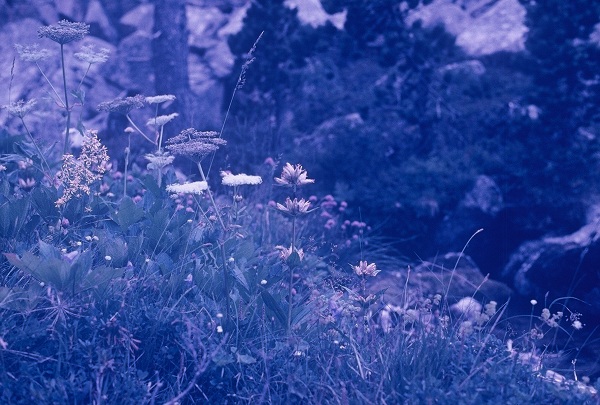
(274, 163, 315, 187)
(260, 279, 267, 285)
(166, 181, 208, 195)
(530, 299, 538, 306)
(0, 165, 6, 172)
(352, 261, 380, 277)
(5, 99, 37, 118)
(146, 94, 176, 104)
(484, 301, 497, 317)
(74, 44, 110, 64)
(276, 197, 312, 216)
(55, 130, 109, 206)
(104, 255, 112, 261)
(165, 128, 226, 161)
(18, 178, 36, 190)
(38, 20, 89, 44)
(97, 95, 145, 115)
(14, 44, 53, 62)
(275, 245, 304, 262)
(216, 325, 223, 333)
(221, 171, 262, 186)
(145, 152, 174, 170)
(572, 320, 583, 330)
(146, 113, 179, 128)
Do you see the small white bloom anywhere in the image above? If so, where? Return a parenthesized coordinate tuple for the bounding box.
(221, 171, 263, 186)
(105, 255, 112, 261)
(145, 94, 176, 104)
(216, 313, 224, 319)
(572, 320, 583, 330)
(146, 113, 179, 127)
(166, 181, 208, 195)
(530, 299, 538, 306)
(76, 241, 82, 246)
(260, 279, 267, 285)
(216, 325, 223, 333)
(185, 274, 193, 282)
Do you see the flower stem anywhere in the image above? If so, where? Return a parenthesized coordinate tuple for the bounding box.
(287, 217, 296, 334)
(60, 44, 71, 153)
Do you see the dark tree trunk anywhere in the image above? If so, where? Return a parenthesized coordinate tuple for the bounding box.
(151, 0, 196, 135)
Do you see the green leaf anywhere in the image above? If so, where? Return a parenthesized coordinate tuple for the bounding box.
(260, 289, 287, 327)
(114, 197, 144, 231)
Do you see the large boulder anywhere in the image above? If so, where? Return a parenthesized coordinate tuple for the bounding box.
(435, 175, 503, 259)
(406, 0, 527, 56)
(368, 252, 512, 307)
(502, 205, 600, 316)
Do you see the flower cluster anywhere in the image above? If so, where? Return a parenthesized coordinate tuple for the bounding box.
(276, 197, 312, 217)
(14, 44, 53, 62)
(4, 99, 37, 118)
(38, 20, 89, 45)
(352, 261, 380, 277)
(74, 44, 110, 64)
(146, 113, 179, 128)
(165, 128, 226, 161)
(221, 172, 262, 187)
(166, 181, 208, 196)
(55, 131, 109, 206)
(97, 95, 145, 115)
(145, 94, 176, 104)
(145, 152, 175, 171)
(274, 163, 315, 188)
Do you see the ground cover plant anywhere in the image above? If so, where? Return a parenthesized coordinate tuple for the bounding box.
(0, 19, 598, 404)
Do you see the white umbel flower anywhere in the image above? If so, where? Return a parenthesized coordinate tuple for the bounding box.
(145, 94, 176, 104)
(146, 113, 179, 127)
(221, 171, 262, 186)
(166, 181, 208, 195)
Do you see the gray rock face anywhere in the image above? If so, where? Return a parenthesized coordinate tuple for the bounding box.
(407, 0, 527, 56)
(435, 175, 503, 253)
(369, 252, 512, 307)
(503, 205, 600, 314)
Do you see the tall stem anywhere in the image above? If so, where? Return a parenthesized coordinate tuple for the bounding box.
(60, 44, 71, 153)
(287, 217, 296, 334)
(20, 118, 51, 178)
(124, 134, 130, 197)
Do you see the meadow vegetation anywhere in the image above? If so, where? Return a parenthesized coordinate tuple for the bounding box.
(0, 18, 598, 404)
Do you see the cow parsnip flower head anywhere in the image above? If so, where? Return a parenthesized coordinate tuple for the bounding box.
(146, 113, 179, 127)
(14, 44, 53, 62)
(165, 128, 226, 161)
(221, 171, 262, 187)
(146, 95, 176, 104)
(74, 44, 110, 64)
(38, 20, 89, 45)
(5, 99, 37, 118)
(166, 181, 208, 195)
(145, 152, 175, 170)
(274, 163, 314, 187)
(97, 95, 145, 115)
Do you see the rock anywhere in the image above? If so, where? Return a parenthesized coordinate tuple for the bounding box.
(503, 205, 600, 315)
(407, 0, 527, 56)
(284, 0, 347, 30)
(85, 0, 118, 42)
(435, 175, 503, 254)
(119, 3, 154, 34)
(368, 252, 513, 307)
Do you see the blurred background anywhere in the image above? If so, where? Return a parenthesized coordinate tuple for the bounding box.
(1, 0, 600, 320)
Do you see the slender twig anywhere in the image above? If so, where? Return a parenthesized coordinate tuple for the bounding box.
(126, 114, 155, 145)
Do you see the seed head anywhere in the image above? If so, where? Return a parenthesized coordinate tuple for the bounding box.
(14, 44, 53, 62)
(4, 99, 37, 118)
(165, 128, 226, 161)
(74, 44, 110, 64)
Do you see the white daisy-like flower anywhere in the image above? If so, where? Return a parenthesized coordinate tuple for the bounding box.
(221, 171, 262, 186)
(166, 181, 208, 195)
(146, 113, 179, 127)
(145, 94, 176, 104)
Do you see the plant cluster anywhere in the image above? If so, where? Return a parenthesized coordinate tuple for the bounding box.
(0, 18, 597, 405)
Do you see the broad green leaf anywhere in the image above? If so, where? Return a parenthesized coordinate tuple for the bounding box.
(114, 197, 145, 231)
(260, 289, 287, 328)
